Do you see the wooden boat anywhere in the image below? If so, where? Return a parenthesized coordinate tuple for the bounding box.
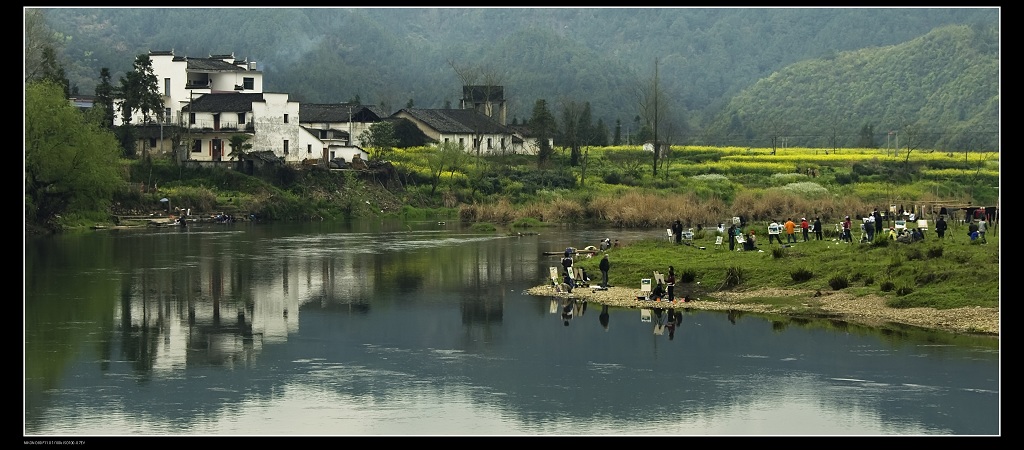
(542, 247, 600, 256)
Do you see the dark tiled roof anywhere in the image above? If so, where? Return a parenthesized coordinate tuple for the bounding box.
(398, 108, 510, 134)
(186, 57, 249, 72)
(299, 103, 385, 123)
(182, 93, 265, 113)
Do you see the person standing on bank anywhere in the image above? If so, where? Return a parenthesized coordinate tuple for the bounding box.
(666, 266, 676, 303)
(936, 215, 948, 239)
(813, 217, 824, 240)
(800, 217, 810, 242)
(843, 216, 853, 243)
(874, 208, 884, 236)
(784, 218, 797, 243)
(727, 223, 737, 251)
(768, 219, 783, 245)
(599, 253, 610, 289)
(672, 219, 683, 245)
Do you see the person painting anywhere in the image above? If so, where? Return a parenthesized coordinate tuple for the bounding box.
(935, 216, 948, 239)
(561, 253, 574, 276)
(800, 218, 810, 242)
(784, 218, 797, 243)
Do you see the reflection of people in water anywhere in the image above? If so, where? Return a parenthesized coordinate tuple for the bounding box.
(666, 308, 678, 339)
(653, 307, 666, 335)
(599, 305, 610, 331)
(561, 298, 575, 326)
(574, 299, 587, 318)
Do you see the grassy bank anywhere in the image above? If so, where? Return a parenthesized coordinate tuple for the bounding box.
(561, 223, 998, 311)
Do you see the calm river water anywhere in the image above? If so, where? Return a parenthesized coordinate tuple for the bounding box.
(24, 220, 1000, 437)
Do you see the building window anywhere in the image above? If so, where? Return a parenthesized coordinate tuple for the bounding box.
(459, 138, 464, 147)
(487, 137, 493, 149)
(307, 144, 312, 154)
(243, 77, 254, 90)
(164, 78, 171, 96)
(283, 140, 289, 154)
(500, 137, 506, 149)
(165, 108, 171, 124)
(237, 112, 245, 124)
(443, 138, 449, 144)
(283, 114, 289, 123)
(189, 113, 196, 125)
(192, 139, 202, 153)
(149, 138, 157, 148)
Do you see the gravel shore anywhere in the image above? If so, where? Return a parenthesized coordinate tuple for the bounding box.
(525, 283, 999, 336)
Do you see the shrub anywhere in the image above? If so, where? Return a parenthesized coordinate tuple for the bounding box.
(790, 267, 813, 282)
(680, 268, 697, 283)
(926, 246, 944, 259)
(896, 286, 915, 296)
(880, 279, 895, 292)
(722, 267, 744, 288)
(771, 247, 785, 259)
(863, 275, 874, 286)
(905, 247, 924, 261)
(828, 274, 849, 290)
(603, 171, 623, 185)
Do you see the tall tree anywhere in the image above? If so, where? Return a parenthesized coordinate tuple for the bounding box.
(38, 46, 70, 99)
(24, 8, 60, 83)
(613, 119, 622, 146)
(560, 100, 593, 166)
(528, 99, 556, 168)
(25, 81, 124, 231)
(118, 54, 163, 159)
(635, 58, 672, 175)
(92, 67, 116, 128)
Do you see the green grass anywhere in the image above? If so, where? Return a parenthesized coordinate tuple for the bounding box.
(572, 225, 998, 310)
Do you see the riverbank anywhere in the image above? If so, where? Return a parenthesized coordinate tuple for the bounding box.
(524, 284, 999, 337)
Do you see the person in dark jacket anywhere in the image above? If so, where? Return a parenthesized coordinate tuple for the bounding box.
(935, 216, 948, 239)
(813, 217, 823, 240)
(672, 219, 683, 245)
(599, 254, 610, 288)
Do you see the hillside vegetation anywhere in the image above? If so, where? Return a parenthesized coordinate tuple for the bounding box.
(38, 7, 999, 150)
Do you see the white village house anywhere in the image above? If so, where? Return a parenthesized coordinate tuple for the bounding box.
(111, 50, 538, 166)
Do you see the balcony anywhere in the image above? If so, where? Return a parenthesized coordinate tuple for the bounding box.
(187, 120, 243, 132)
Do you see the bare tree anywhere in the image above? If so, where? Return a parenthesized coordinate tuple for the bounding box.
(899, 120, 928, 164)
(762, 114, 788, 156)
(633, 58, 672, 176)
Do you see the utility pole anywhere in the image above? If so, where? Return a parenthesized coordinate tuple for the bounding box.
(653, 57, 659, 176)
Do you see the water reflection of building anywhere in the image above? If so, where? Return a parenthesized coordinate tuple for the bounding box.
(111, 228, 543, 373)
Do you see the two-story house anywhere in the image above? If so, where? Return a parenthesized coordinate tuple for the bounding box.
(113, 50, 266, 159)
(180, 91, 321, 165)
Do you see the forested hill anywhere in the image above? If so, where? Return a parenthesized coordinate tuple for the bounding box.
(703, 24, 999, 150)
(37, 7, 999, 150)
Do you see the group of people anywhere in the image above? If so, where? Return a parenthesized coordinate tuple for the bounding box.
(558, 239, 616, 293)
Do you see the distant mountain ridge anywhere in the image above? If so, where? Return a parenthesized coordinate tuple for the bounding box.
(38, 7, 999, 150)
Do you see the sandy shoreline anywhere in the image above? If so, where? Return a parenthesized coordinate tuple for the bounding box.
(524, 284, 999, 337)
